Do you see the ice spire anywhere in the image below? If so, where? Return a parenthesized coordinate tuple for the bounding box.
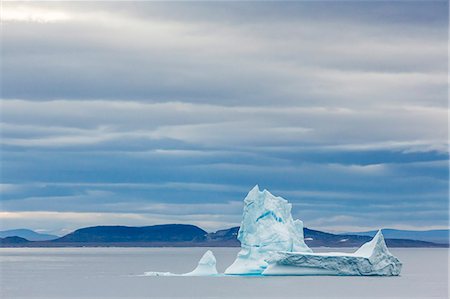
(184, 250, 218, 276)
(225, 185, 311, 275)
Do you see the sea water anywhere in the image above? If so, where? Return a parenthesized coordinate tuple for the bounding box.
(0, 247, 448, 298)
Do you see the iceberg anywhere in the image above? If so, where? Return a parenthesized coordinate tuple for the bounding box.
(263, 230, 402, 276)
(144, 250, 218, 276)
(183, 250, 218, 276)
(225, 185, 312, 275)
(144, 186, 402, 277)
(226, 185, 401, 276)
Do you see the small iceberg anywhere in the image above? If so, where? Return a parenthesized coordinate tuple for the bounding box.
(183, 250, 218, 276)
(144, 250, 218, 277)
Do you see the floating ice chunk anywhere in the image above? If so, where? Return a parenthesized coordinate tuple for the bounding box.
(183, 250, 218, 276)
(225, 185, 311, 275)
(144, 250, 218, 277)
(143, 271, 175, 276)
(262, 230, 402, 276)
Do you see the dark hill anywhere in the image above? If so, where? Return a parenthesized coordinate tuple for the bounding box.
(341, 228, 450, 244)
(303, 228, 441, 247)
(0, 236, 30, 245)
(206, 226, 240, 246)
(0, 229, 58, 241)
(1, 225, 446, 248)
(54, 224, 207, 243)
(208, 227, 444, 248)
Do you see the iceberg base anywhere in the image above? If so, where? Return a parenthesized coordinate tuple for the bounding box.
(263, 231, 402, 276)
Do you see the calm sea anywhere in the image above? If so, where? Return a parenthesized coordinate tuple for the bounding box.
(0, 247, 448, 298)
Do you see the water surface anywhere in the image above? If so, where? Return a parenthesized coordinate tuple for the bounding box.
(0, 247, 448, 298)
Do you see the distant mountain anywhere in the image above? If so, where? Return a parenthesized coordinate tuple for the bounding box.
(206, 226, 240, 246)
(303, 228, 441, 247)
(54, 224, 207, 243)
(0, 225, 446, 248)
(0, 229, 58, 241)
(205, 226, 443, 248)
(0, 236, 30, 244)
(341, 229, 449, 244)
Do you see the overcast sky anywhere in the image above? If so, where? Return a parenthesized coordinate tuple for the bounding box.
(1, 1, 448, 235)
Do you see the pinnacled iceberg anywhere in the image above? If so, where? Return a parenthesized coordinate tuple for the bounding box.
(225, 185, 312, 275)
(226, 185, 402, 276)
(144, 250, 218, 276)
(144, 186, 401, 277)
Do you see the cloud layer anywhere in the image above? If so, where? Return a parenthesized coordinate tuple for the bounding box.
(1, 2, 448, 235)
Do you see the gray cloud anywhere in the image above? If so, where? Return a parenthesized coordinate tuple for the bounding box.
(0, 2, 448, 233)
(1, 99, 447, 152)
(2, 2, 447, 107)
